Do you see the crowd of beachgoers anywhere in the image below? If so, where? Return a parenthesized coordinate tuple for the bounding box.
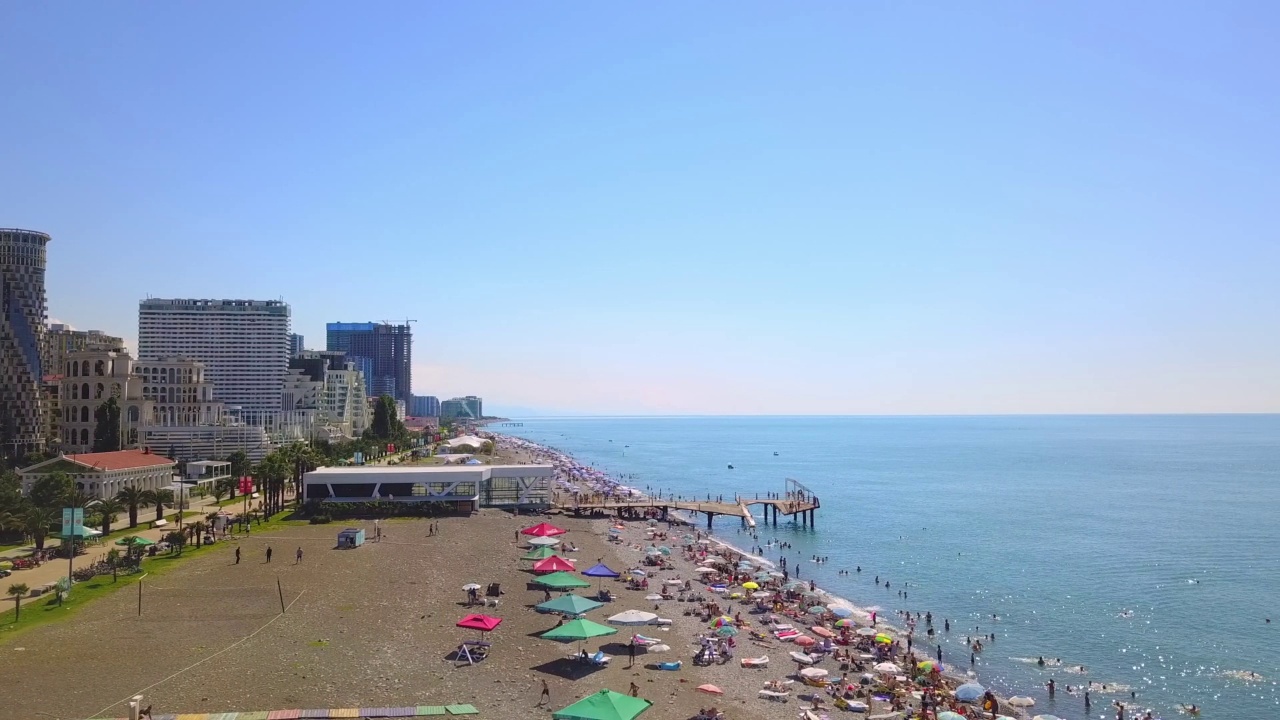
(490, 432, 1223, 720)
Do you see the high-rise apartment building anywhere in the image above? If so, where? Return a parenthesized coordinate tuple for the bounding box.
(289, 333, 305, 357)
(138, 299, 291, 415)
(288, 351, 370, 440)
(409, 394, 440, 417)
(325, 322, 412, 405)
(0, 229, 51, 456)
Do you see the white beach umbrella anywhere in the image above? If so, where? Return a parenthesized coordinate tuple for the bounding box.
(649, 644, 671, 653)
(608, 610, 659, 626)
(527, 537, 561, 547)
(856, 627, 878, 636)
(799, 667, 829, 679)
(874, 662, 901, 674)
(694, 567, 718, 574)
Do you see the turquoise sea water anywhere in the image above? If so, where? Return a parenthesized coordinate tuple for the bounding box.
(504, 415, 1280, 719)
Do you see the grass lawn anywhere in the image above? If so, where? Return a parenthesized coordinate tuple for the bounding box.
(0, 511, 309, 639)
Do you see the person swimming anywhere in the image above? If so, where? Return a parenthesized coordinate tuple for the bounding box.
(1038, 656, 1046, 666)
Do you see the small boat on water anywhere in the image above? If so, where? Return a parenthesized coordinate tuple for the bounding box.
(773, 451, 779, 456)
(727, 464, 734, 469)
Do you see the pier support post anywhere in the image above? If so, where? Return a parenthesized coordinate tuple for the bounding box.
(810, 509, 815, 528)
(706, 513, 713, 530)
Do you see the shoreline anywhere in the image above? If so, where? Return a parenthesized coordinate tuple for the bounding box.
(491, 432, 1022, 719)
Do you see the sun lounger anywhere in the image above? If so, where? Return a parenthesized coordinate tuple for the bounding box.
(741, 655, 769, 668)
(589, 650, 611, 667)
(758, 689, 790, 701)
(632, 634, 661, 645)
(652, 617, 673, 626)
(658, 660, 683, 670)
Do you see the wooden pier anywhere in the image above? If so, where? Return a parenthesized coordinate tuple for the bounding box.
(561, 478, 820, 530)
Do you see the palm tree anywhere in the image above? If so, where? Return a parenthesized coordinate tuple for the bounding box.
(94, 498, 125, 535)
(115, 486, 148, 529)
(6, 583, 28, 621)
(150, 489, 174, 522)
(22, 505, 57, 551)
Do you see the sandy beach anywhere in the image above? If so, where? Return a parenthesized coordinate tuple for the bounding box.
(6, 434, 1008, 720)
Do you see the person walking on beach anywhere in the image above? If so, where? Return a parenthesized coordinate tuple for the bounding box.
(629, 638, 637, 667)
(266, 546, 273, 563)
(537, 679, 550, 706)
(629, 681, 639, 697)
(235, 547, 240, 564)
(296, 547, 303, 564)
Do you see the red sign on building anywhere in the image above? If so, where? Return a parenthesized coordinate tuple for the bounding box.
(238, 476, 254, 494)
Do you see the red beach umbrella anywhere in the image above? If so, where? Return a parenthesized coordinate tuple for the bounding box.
(457, 614, 503, 633)
(521, 522, 568, 537)
(533, 556, 577, 573)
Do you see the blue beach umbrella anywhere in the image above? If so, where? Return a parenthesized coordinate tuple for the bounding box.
(582, 563, 621, 578)
(829, 606, 853, 618)
(954, 683, 985, 702)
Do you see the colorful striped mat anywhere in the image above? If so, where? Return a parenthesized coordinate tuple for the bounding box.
(95, 706, 478, 720)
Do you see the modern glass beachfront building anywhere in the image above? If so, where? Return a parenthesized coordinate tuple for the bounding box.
(303, 464, 553, 512)
(325, 321, 412, 406)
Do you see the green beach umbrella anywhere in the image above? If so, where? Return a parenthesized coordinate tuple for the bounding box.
(537, 594, 605, 616)
(552, 689, 652, 720)
(114, 536, 155, 547)
(523, 546, 559, 560)
(541, 618, 618, 644)
(535, 571, 592, 590)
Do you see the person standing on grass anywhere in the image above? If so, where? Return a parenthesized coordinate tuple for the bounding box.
(266, 546, 273, 563)
(296, 547, 303, 564)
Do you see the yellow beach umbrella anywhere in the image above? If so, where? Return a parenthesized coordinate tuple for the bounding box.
(742, 581, 760, 590)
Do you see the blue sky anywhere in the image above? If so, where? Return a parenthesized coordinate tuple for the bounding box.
(3, 2, 1278, 415)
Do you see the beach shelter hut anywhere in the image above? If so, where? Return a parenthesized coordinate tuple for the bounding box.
(522, 522, 568, 537)
(537, 594, 604, 616)
(541, 618, 618, 651)
(551, 689, 652, 720)
(535, 571, 592, 590)
(457, 613, 502, 633)
(454, 614, 502, 665)
(607, 609, 658, 626)
(533, 556, 577, 574)
(523, 546, 559, 561)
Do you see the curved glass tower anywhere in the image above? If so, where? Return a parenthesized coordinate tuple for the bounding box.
(0, 228, 50, 457)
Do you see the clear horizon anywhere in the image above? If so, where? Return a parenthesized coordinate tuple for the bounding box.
(4, 3, 1278, 415)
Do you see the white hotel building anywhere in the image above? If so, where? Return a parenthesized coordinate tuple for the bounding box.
(137, 299, 291, 418)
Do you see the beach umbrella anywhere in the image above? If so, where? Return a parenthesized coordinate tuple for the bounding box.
(541, 618, 618, 648)
(937, 713, 966, 720)
(551, 689, 652, 720)
(799, 667, 829, 679)
(829, 606, 853, 618)
(648, 644, 671, 653)
(681, 534, 695, 543)
(582, 563, 621, 579)
(834, 619, 854, 628)
(537, 594, 604, 616)
(456, 614, 502, 636)
(807, 605, 827, 615)
(1031, 716, 1063, 720)
(696, 684, 723, 695)
(114, 536, 155, 547)
(856, 627, 878, 636)
(955, 683, 985, 702)
(523, 546, 559, 560)
(742, 581, 759, 590)
(528, 537, 562, 547)
(694, 567, 718, 574)
(462, 583, 482, 592)
(754, 571, 772, 581)
(917, 660, 943, 673)
(874, 633, 893, 644)
(811, 626, 834, 639)
(607, 609, 658, 626)
(752, 591, 774, 600)
(533, 556, 577, 574)
(536, 572, 592, 590)
(874, 661, 901, 675)
(709, 616, 735, 628)
(1006, 697, 1035, 708)
(714, 626, 738, 637)
(522, 522, 568, 537)
(793, 635, 816, 647)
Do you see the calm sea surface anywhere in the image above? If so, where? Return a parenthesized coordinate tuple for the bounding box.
(504, 415, 1280, 719)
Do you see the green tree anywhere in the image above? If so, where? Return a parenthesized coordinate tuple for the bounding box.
(94, 497, 125, 535)
(212, 478, 231, 503)
(370, 395, 397, 439)
(92, 397, 122, 452)
(147, 489, 174, 522)
(114, 486, 148, 529)
(22, 505, 58, 551)
(163, 529, 186, 555)
(28, 471, 74, 510)
(6, 583, 28, 621)
(225, 450, 251, 499)
(254, 452, 290, 517)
